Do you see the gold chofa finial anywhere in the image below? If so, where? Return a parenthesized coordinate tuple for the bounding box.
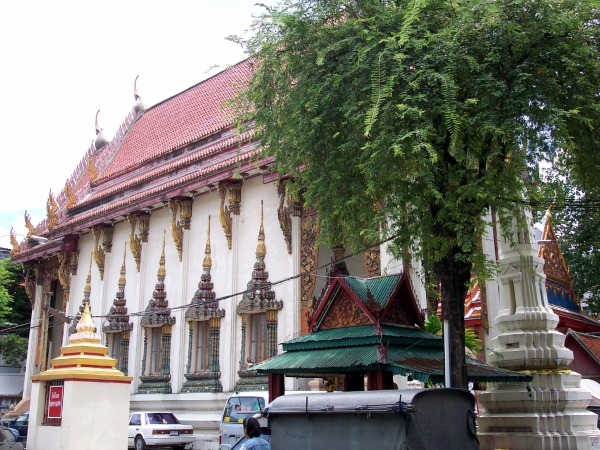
(203, 216, 212, 269)
(158, 231, 166, 279)
(118, 244, 127, 289)
(256, 200, 266, 258)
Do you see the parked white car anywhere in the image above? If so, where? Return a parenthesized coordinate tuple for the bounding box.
(128, 412, 194, 450)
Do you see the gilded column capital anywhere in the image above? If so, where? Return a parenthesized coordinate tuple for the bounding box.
(102, 227, 114, 253)
(127, 214, 142, 272)
(139, 213, 150, 242)
(180, 198, 193, 230)
(228, 183, 242, 215)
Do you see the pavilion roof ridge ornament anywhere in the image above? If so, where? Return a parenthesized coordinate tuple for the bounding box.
(186, 216, 225, 321)
(237, 201, 283, 314)
(141, 231, 176, 327)
(103, 244, 134, 333)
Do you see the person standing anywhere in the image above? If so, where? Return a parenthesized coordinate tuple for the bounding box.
(240, 417, 270, 450)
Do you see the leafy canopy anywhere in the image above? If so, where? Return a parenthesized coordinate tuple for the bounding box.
(234, 0, 600, 386)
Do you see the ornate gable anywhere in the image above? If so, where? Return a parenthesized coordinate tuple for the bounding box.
(237, 201, 283, 314)
(102, 246, 134, 333)
(317, 288, 372, 330)
(538, 209, 578, 312)
(186, 217, 225, 321)
(141, 233, 176, 327)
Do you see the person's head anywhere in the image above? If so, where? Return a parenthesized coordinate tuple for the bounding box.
(243, 417, 261, 438)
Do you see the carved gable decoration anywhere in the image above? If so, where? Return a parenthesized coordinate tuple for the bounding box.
(318, 288, 372, 330)
(538, 209, 578, 312)
(380, 274, 423, 327)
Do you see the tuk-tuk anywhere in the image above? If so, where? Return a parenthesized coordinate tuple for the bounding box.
(260, 388, 479, 450)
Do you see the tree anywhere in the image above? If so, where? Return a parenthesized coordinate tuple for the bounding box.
(536, 154, 600, 315)
(0, 258, 31, 367)
(233, 0, 600, 388)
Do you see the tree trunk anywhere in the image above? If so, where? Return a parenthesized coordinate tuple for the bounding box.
(434, 249, 471, 389)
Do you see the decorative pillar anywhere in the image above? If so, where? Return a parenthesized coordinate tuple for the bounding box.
(477, 208, 600, 450)
(266, 310, 278, 359)
(140, 331, 148, 377)
(160, 324, 172, 375)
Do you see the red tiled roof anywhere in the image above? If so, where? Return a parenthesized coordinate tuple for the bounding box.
(78, 130, 254, 207)
(56, 148, 261, 230)
(578, 333, 600, 358)
(98, 60, 252, 181)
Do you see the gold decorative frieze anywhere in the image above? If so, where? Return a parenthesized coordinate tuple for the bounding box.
(218, 183, 232, 249)
(169, 199, 184, 262)
(87, 156, 98, 182)
(102, 227, 114, 253)
(139, 213, 150, 242)
(127, 214, 142, 272)
(91, 226, 106, 280)
(277, 182, 292, 254)
(65, 180, 76, 208)
(364, 245, 381, 278)
(9, 227, 20, 256)
(228, 183, 242, 215)
(180, 198, 193, 230)
(24, 211, 36, 236)
(300, 209, 320, 309)
(47, 190, 59, 230)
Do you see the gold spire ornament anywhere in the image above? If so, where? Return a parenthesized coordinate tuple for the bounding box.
(24, 211, 36, 236)
(256, 200, 266, 258)
(87, 156, 98, 182)
(47, 190, 59, 230)
(64, 180, 76, 208)
(9, 227, 20, 256)
(203, 216, 212, 269)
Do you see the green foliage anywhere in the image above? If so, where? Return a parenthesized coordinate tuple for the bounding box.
(0, 258, 30, 367)
(234, 0, 600, 386)
(424, 314, 442, 335)
(0, 334, 28, 367)
(536, 154, 600, 315)
(424, 314, 482, 354)
(0, 258, 31, 325)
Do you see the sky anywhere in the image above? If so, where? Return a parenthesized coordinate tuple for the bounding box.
(0, 0, 274, 249)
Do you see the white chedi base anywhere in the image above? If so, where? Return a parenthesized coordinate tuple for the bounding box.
(478, 372, 600, 450)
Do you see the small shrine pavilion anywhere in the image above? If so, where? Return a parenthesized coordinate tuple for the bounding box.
(251, 269, 531, 402)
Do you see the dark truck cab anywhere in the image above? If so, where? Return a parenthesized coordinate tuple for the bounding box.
(259, 388, 479, 450)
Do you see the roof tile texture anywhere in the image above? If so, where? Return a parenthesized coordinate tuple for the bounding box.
(99, 60, 251, 181)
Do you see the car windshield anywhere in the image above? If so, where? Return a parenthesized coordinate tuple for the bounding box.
(223, 397, 266, 423)
(145, 413, 180, 425)
(15, 414, 27, 425)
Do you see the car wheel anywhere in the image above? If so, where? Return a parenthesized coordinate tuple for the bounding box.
(172, 446, 186, 450)
(135, 436, 147, 450)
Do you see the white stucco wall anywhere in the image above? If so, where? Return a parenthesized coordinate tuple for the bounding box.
(28, 380, 130, 450)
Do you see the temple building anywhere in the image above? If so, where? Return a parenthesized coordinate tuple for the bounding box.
(9, 62, 426, 429)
